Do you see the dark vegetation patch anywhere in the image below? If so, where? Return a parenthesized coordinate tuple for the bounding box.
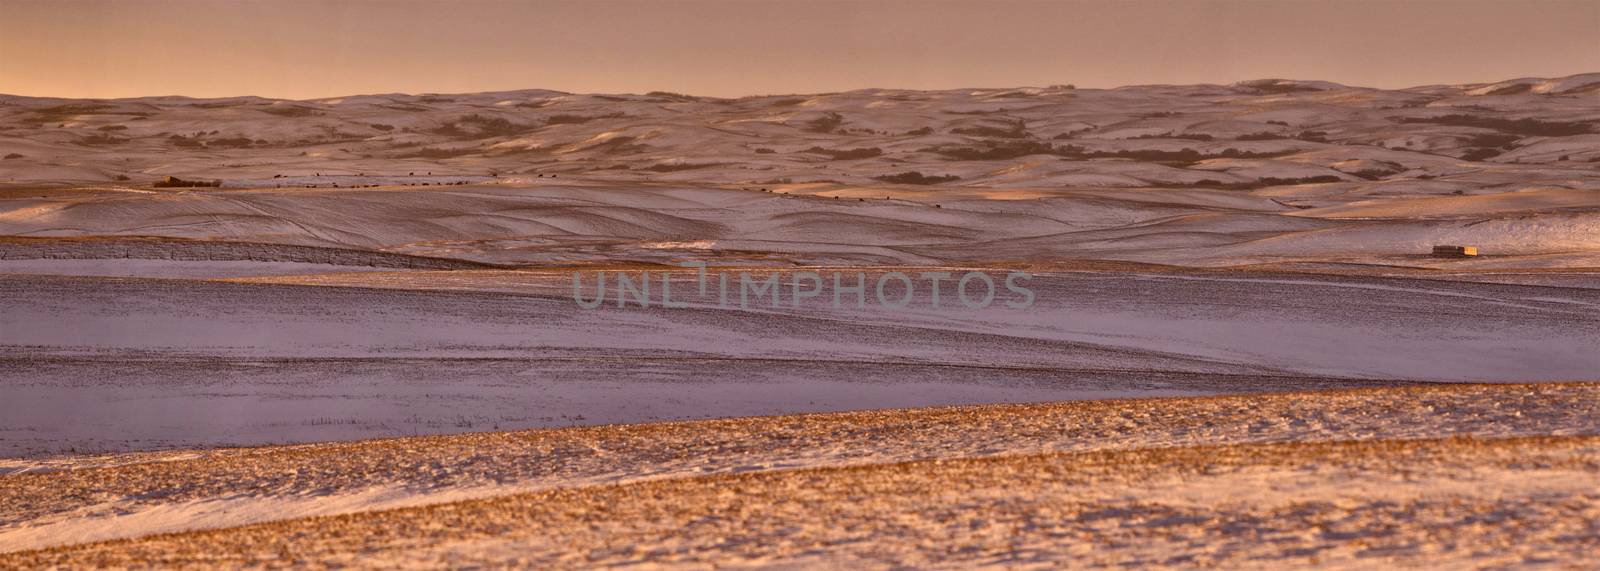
(97, 125, 128, 131)
(585, 136, 650, 154)
(986, 90, 1040, 99)
(1462, 133, 1522, 149)
(1058, 145, 1298, 164)
(876, 171, 960, 184)
(1345, 170, 1395, 180)
(643, 163, 725, 172)
(4, 153, 24, 160)
(874, 171, 961, 185)
(923, 140, 1299, 165)
(258, 106, 322, 118)
(25, 104, 116, 123)
(1236, 132, 1288, 141)
(925, 141, 1056, 160)
(1257, 175, 1343, 185)
(152, 176, 220, 188)
(381, 104, 430, 113)
(1236, 81, 1326, 95)
(802, 146, 884, 160)
(369, 124, 395, 132)
(1130, 132, 1214, 141)
(1457, 132, 1523, 161)
(754, 148, 777, 154)
(545, 112, 625, 126)
(951, 118, 1028, 139)
(1050, 128, 1094, 140)
(1296, 131, 1331, 143)
(168, 134, 203, 148)
(645, 91, 699, 102)
(1174, 175, 1345, 190)
(803, 112, 844, 134)
(432, 114, 535, 138)
(76, 134, 129, 146)
(207, 137, 257, 149)
(906, 127, 935, 136)
(1396, 114, 1593, 136)
(398, 147, 480, 159)
(1461, 148, 1504, 161)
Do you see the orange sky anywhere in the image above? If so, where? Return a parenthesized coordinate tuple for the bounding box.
(2, 0, 1596, 100)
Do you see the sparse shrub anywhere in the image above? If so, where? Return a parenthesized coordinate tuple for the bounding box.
(804, 112, 844, 134)
(77, 134, 128, 145)
(802, 146, 883, 160)
(874, 171, 961, 185)
(1131, 133, 1213, 141)
(259, 106, 321, 118)
(1258, 175, 1343, 185)
(1397, 114, 1592, 136)
(113, 174, 131, 181)
(1462, 133, 1520, 149)
(952, 118, 1027, 138)
(927, 141, 1055, 160)
(97, 125, 128, 131)
(208, 137, 255, 148)
(1296, 131, 1330, 143)
(754, 148, 777, 154)
(644, 163, 725, 172)
(546, 112, 624, 126)
(152, 176, 221, 188)
(25, 103, 113, 124)
(646, 91, 698, 101)
(370, 123, 395, 131)
(3, 153, 22, 160)
(1237, 81, 1323, 95)
(906, 127, 935, 136)
(585, 136, 649, 154)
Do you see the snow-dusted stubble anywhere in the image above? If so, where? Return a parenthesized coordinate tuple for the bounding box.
(573, 262, 1035, 311)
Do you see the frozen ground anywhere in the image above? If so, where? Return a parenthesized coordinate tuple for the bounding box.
(1, 384, 1596, 566)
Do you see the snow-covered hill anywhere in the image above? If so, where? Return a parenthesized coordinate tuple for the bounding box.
(2, 74, 1597, 268)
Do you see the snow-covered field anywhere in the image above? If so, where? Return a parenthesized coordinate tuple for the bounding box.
(1, 74, 1598, 565)
(2, 384, 1597, 567)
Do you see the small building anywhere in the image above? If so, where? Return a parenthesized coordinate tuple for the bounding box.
(1432, 245, 1479, 257)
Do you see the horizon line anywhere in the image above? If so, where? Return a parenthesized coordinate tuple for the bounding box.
(4, 72, 1596, 104)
